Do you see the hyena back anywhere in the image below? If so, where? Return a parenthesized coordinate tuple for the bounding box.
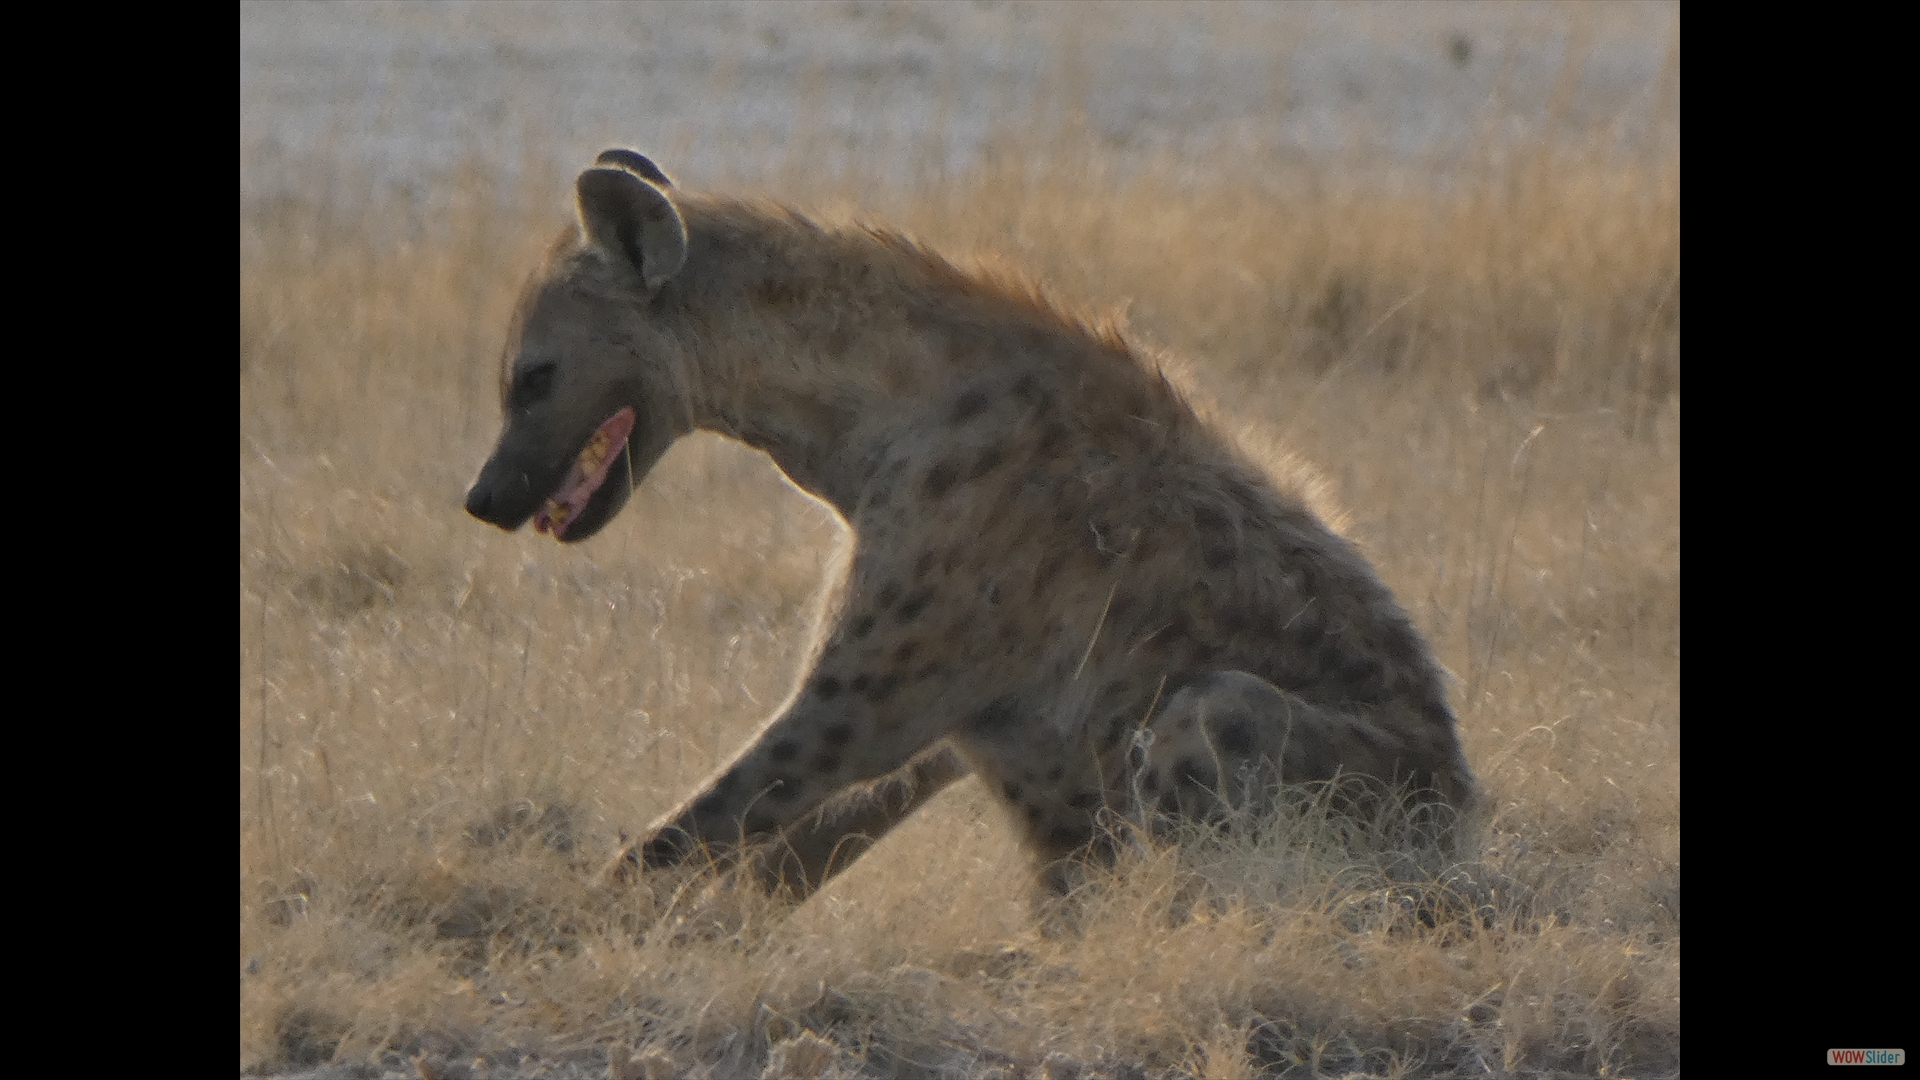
(464, 150, 1478, 899)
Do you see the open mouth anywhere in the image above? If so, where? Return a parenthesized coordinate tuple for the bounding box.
(532, 407, 636, 541)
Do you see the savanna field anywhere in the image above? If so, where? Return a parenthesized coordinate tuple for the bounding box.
(240, 5, 1678, 1077)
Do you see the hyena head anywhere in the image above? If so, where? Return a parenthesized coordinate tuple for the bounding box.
(464, 149, 693, 543)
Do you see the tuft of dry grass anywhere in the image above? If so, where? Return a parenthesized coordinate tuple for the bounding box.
(241, 31, 1675, 1078)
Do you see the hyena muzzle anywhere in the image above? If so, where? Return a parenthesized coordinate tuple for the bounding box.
(464, 149, 1479, 901)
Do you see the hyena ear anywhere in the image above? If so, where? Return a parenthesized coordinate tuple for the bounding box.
(593, 148, 674, 188)
(576, 159, 688, 292)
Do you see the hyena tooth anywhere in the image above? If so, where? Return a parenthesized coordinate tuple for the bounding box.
(578, 433, 609, 475)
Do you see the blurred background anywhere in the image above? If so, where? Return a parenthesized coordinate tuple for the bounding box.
(241, 1, 1677, 203)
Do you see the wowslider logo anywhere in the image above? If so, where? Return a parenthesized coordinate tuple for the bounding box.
(1828, 1049, 1905, 1065)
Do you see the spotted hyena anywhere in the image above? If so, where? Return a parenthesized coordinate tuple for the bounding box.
(464, 149, 1478, 898)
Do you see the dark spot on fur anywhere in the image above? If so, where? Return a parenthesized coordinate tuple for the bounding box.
(850, 674, 872, 694)
(1002, 780, 1023, 801)
(1216, 718, 1256, 757)
(1032, 551, 1070, 598)
(877, 582, 903, 608)
(1013, 373, 1039, 399)
(1175, 757, 1215, 788)
(755, 279, 802, 307)
(866, 674, 902, 702)
(822, 722, 856, 747)
(914, 662, 947, 681)
(895, 640, 920, 663)
(969, 445, 1005, 480)
(850, 616, 876, 639)
(1194, 505, 1229, 532)
(1066, 791, 1100, 811)
(972, 696, 1019, 733)
(769, 739, 801, 763)
(896, 589, 934, 622)
(1037, 423, 1068, 455)
(914, 552, 937, 577)
(950, 389, 991, 424)
(1025, 803, 1045, 823)
(1047, 824, 1085, 850)
(923, 461, 959, 498)
(1156, 792, 1182, 815)
(1045, 765, 1065, 783)
(813, 675, 843, 699)
(1103, 715, 1130, 749)
(1141, 770, 1160, 794)
(1203, 546, 1237, 570)
(811, 753, 841, 774)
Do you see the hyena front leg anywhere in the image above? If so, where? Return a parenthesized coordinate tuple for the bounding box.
(738, 743, 970, 896)
(1134, 671, 1476, 846)
(611, 618, 967, 887)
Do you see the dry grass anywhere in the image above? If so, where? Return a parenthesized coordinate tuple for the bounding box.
(240, 36, 1677, 1079)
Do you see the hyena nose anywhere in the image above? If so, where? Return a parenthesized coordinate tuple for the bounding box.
(465, 466, 535, 529)
(464, 484, 496, 522)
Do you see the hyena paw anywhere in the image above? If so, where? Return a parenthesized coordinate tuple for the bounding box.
(597, 826, 699, 888)
(639, 825, 701, 868)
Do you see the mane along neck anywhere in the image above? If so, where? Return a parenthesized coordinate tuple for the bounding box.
(664, 197, 1195, 510)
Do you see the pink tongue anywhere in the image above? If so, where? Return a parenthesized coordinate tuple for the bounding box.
(533, 407, 636, 539)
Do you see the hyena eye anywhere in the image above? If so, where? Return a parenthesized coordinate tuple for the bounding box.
(510, 362, 556, 411)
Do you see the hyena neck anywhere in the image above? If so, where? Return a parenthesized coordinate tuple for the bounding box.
(671, 197, 1119, 513)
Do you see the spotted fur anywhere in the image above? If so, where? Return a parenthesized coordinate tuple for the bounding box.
(464, 151, 1479, 898)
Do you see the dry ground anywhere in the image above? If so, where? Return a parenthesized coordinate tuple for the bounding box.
(240, 20, 1677, 1076)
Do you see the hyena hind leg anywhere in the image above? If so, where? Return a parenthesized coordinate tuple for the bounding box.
(1133, 670, 1471, 848)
